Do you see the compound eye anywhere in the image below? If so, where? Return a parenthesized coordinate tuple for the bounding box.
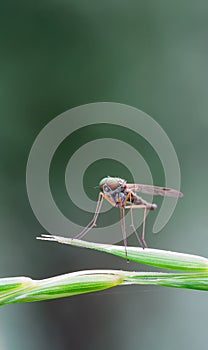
(107, 179, 118, 190)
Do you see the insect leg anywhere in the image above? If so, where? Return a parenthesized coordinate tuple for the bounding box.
(120, 207, 128, 261)
(129, 204, 146, 249)
(122, 191, 131, 206)
(73, 192, 104, 240)
(124, 191, 148, 248)
(126, 192, 144, 248)
(141, 206, 147, 248)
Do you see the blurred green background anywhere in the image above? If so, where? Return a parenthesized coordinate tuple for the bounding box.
(1, 1, 208, 349)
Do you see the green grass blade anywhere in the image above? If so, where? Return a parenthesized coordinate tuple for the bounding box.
(1, 270, 208, 306)
(0, 271, 123, 306)
(37, 235, 208, 271)
(0, 277, 32, 295)
(124, 271, 208, 291)
(1, 235, 207, 306)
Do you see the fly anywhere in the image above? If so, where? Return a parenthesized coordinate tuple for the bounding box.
(74, 176, 183, 257)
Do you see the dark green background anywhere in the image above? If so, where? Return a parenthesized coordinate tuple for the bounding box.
(1, 1, 208, 350)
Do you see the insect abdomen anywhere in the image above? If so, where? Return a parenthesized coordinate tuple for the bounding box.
(132, 193, 157, 210)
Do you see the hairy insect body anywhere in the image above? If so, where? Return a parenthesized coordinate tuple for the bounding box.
(100, 177, 156, 210)
(74, 176, 183, 253)
(102, 183, 126, 207)
(127, 190, 156, 210)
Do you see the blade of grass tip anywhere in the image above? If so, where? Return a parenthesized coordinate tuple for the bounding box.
(0, 270, 124, 306)
(37, 235, 208, 272)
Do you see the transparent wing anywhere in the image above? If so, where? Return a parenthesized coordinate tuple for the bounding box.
(126, 184, 183, 198)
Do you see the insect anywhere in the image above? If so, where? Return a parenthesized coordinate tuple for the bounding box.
(74, 176, 183, 256)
